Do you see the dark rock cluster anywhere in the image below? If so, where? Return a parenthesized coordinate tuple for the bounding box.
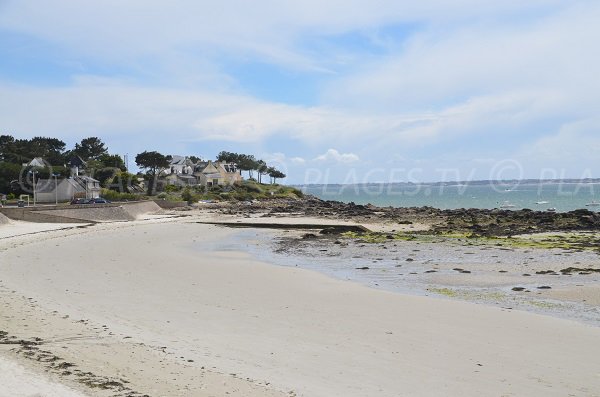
(217, 195, 600, 237)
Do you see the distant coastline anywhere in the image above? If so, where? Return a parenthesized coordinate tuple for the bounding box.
(294, 178, 600, 187)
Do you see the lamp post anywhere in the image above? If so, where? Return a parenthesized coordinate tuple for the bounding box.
(29, 170, 38, 207)
(52, 173, 59, 206)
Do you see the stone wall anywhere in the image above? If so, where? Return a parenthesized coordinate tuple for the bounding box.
(0, 208, 90, 224)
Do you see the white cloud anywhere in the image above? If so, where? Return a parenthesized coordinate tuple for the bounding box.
(0, 1, 569, 71)
(0, 79, 442, 149)
(314, 149, 360, 163)
(323, 2, 600, 111)
(517, 117, 600, 164)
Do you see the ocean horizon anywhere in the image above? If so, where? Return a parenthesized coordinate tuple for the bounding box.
(297, 180, 600, 212)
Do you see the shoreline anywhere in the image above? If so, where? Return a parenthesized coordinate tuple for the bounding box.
(1, 214, 600, 396)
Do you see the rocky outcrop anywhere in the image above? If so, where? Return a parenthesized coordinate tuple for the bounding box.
(215, 195, 600, 237)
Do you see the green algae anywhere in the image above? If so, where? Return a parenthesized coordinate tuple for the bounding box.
(428, 287, 459, 298)
(341, 230, 600, 252)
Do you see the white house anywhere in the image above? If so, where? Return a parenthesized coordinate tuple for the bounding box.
(35, 176, 101, 203)
(165, 156, 195, 175)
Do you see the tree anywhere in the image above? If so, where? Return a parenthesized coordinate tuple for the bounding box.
(135, 151, 169, 195)
(236, 154, 259, 179)
(268, 167, 286, 184)
(98, 153, 126, 171)
(28, 137, 67, 164)
(104, 171, 139, 194)
(0, 135, 67, 165)
(188, 155, 201, 163)
(0, 135, 16, 162)
(0, 161, 22, 194)
(73, 137, 108, 161)
(257, 160, 268, 184)
(216, 151, 238, 163)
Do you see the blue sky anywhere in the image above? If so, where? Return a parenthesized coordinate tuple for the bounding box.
(0, 0, 599, 183)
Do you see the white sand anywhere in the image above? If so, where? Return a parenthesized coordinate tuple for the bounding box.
(0, 220, 87, 239)
(0, 356, 88, 397)
(0, 218, 599, 396)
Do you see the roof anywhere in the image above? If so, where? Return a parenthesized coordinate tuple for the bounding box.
(194, 161, 209, 171)
(219, 163, 238, 173)
(77, 176, 99, 183)
(28, 157, 46, 167)
(169, 155, 194, 166)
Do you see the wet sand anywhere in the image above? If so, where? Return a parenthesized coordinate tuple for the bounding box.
(262, 229, 600, 325)
(0, 216, 599, 396)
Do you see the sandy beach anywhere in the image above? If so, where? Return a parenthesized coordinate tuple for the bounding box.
(1, 214, 600, 396)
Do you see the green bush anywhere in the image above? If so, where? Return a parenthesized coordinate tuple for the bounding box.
(165, 184, 181, 193)
(101, 189, 139, 201)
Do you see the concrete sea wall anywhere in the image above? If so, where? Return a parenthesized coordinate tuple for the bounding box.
(0, 201, 162, 223)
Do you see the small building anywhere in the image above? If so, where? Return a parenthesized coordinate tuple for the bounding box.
(35, 176, 101, 203)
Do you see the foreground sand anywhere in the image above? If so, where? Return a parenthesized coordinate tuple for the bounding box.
(1, 217, 600, 396)
(0, 356, 87, 397)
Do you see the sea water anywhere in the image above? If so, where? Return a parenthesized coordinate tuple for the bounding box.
(299, 182, 600, 212)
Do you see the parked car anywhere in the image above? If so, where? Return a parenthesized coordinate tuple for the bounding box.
(88, 197, 111, 204)
(70, 198, 88, 205)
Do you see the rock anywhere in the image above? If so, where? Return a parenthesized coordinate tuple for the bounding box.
(301, 233, 317, 239)
(537, 286, 552, 289)
(536, 270, 558, 275)
(512, 287, 526, 292)
(355, 266, 370, 270)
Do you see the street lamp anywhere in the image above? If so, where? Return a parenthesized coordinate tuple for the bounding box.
(28, 170, 38, 207)
(52, 173, 60, 206)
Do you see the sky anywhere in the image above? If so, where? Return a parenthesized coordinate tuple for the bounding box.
(0, 0, 599, 184)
